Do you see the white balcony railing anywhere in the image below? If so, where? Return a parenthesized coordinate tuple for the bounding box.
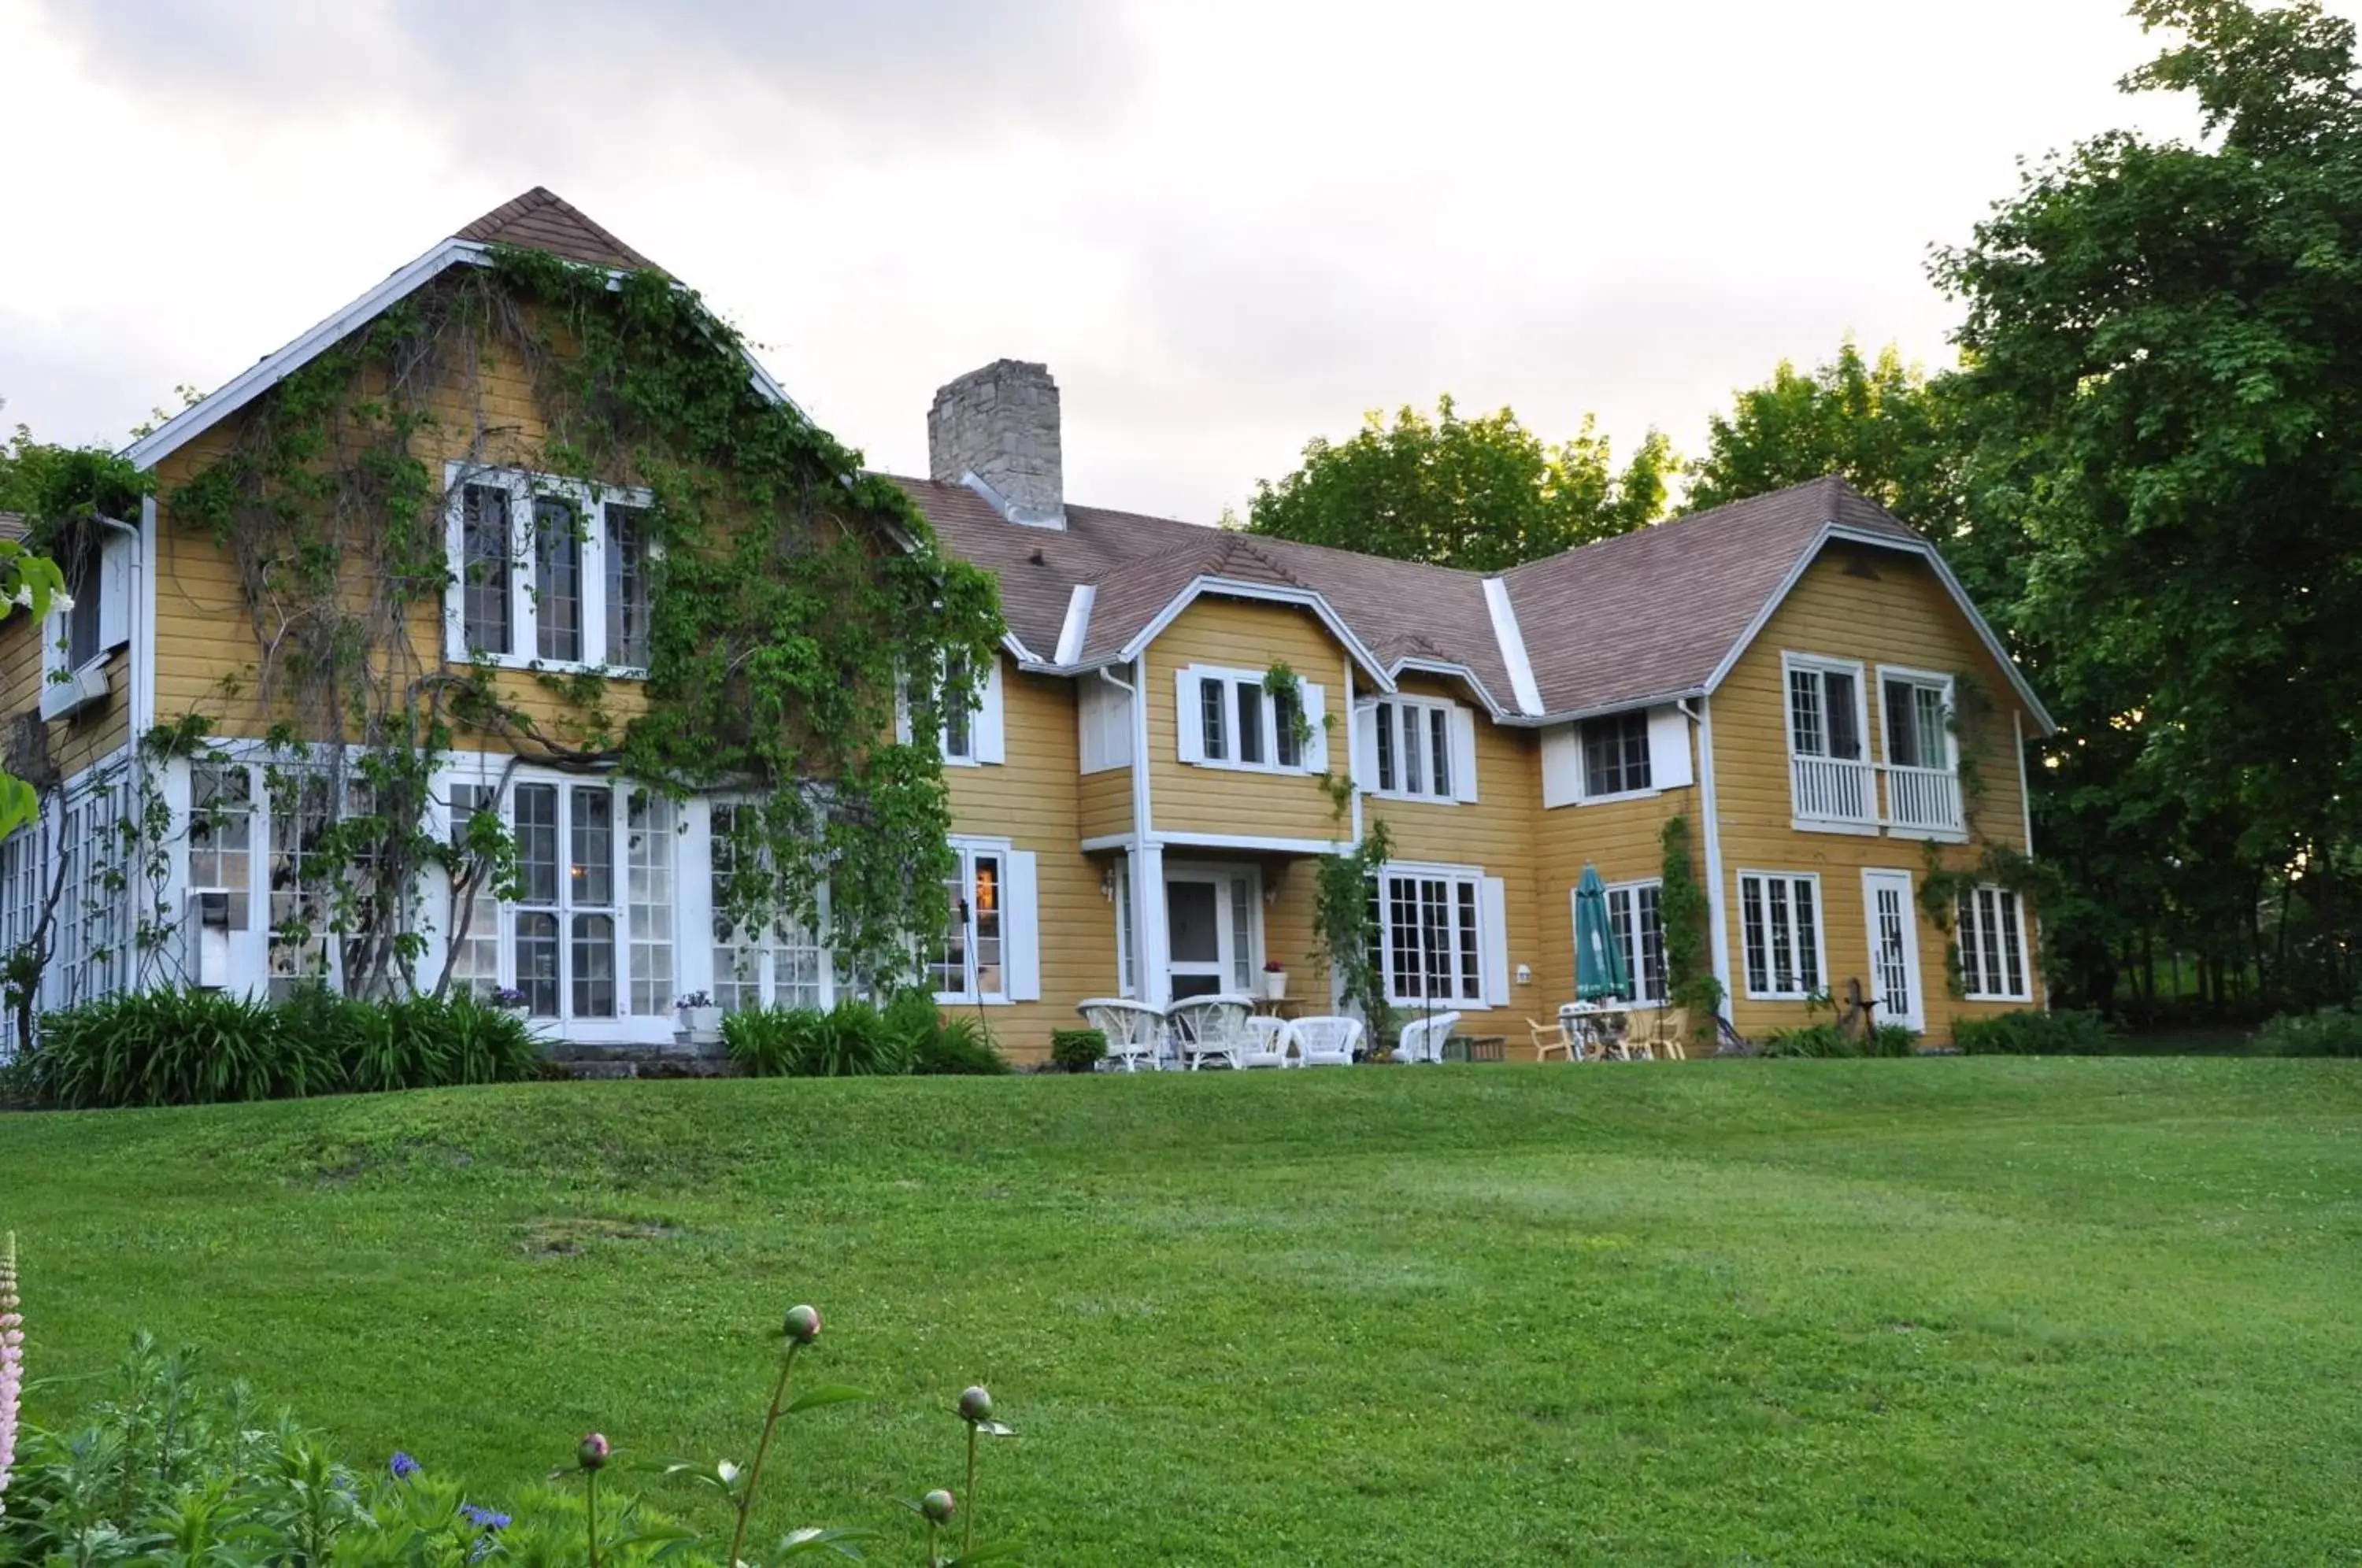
(1789, 756, 1965, 836)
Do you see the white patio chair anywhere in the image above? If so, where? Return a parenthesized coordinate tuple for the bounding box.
(1291, 1015, 1363, 1067)
(1168, 994, 1257, 1071)
(1391, 1011, 1461, 1063)
(1239, 1015, 1297, 1068)
(1079, 998, 1167, 1072)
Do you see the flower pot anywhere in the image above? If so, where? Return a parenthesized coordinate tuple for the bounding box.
(1261, 971, 1287, 1001)
(677, 1004, 724, 1045)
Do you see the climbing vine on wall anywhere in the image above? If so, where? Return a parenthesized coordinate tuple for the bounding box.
(1912, 669, 2049, 999)
(157, 248, 1002, 997)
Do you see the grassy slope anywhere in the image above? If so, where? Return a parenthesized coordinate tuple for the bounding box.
(2, 1060, 2359, 1566)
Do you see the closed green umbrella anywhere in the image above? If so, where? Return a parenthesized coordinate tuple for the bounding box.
(1574, 864, 1628, 1001)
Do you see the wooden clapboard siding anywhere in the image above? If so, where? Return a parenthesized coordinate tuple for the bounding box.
(945, 661, 1113, 1058)
(1146, 597, 1350, 843)
(1367, 673, 1544, 1051)
(1711, 543, 2039, 1045)
(0, 608, 128, 785)
(1079, 765, 1131, 844)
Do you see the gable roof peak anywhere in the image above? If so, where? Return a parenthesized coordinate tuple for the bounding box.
(454, 186, 659, 273)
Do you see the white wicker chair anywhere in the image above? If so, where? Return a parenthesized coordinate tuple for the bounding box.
(1392, 1011, 1462, 1063)
(1290, 1015, 1363, 1067)
(1168, 994, 1258, 1070)
(1239, 1015, 1297, 1068)
(1078, 998, 1167, 1072)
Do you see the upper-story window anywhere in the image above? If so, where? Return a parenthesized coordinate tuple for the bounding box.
(40, 532, 131, 719)
(1784, 653, 1873, 827)
(1880, 669, 1954, 771)
(906, 652, 1004, 766)
(1581, 712, 1651, 798)
(444, 468, 654, 673)
(1176, 664, 1326, 775)
(1363, 695, 1475, 803)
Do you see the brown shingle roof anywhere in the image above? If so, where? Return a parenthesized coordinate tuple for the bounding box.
(455, 187, 659, 272)
(911, 475, 1931, 721)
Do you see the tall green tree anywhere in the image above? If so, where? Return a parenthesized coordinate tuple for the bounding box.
(1933, 0, 2362, 1008)
(1245, 396, 1675, 571)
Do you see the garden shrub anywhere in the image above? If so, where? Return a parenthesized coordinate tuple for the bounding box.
(6, 986, 543, 1110)
(1951, 1008, 2113, 1056)
(720, 1005, 816, 1077)
(1759, 1023, 1855, 1058)
(911, 1013, 1009, 1076)
(1050, 1028, 1107, 1073)
(2251, 1005, 2362, 1057)
(724, 1000, 970, 1078)
(1867, 1023, 1922, 1058)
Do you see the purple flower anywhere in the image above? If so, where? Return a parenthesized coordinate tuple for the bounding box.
(1, 1233, 22, 1518)
(461, 1503, 511, 1531)
(577, 1432, 609, 1471)
(390, 1451, 421, 1481)
(957, 1386, 993, 1424)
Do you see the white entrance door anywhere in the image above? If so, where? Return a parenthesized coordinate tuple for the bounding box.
(1165, 866, 1261, 1000)
(1862, 869, 1923, 1031)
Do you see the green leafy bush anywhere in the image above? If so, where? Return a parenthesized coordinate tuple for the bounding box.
(912, 1013, 1009, 1076)
(1759, 1023, 1853, 1058)
(2252, 1006, 2362, 1057)
(724, 1000, 941, 1078)
(1951, 1008, 2113, 1056)
(7, 986, 543, 1109)
(1867, 1023, 1922, 1058)
(1050, 1028, 1107, 1073)
(720, 1005, 818, 1077)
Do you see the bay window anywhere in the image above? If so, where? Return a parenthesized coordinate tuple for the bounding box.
(445, 468, 655, 672)
(1957, 884, 2031, 1001)
(1738, 870, 1824, 1000)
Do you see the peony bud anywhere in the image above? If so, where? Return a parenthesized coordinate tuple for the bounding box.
(921, 1488, 956, 1525)
(957, 1385, 993, 1424)
(577, 1432, 609, 1470)
(783, 1304, 822, 1344)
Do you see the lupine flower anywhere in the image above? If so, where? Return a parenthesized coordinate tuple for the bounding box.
(577, 1432, 609, 1471)
(461, 1503, 512, 1531)
(921, 1488, 957, 1525)
(957, 1386, 992, 1424)
(391, 1451, 422, 1481)
(0, 1233, 21, 1519)
(783, 1304, 821, 1345)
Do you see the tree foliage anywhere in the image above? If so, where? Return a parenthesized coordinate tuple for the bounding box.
(1246, 396, 1675, 571)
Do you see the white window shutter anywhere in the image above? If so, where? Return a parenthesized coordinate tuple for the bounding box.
(1175, 667, 1205, 764)
(1648, 705, 1692, 789)
(1450, 707, 1480, 803)
(1352, 701, 1379, 790)
(975, 656, 1006, 764)
(98, 531, 131, 653)
(1005, 849, 1040, 1000)
(1300, 682, 1328, 772)
(1541, 724, 1581, 808)
(1480, 875, 1510, 1006)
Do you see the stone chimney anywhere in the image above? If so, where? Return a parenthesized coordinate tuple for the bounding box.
(927, 360, 1065, 528)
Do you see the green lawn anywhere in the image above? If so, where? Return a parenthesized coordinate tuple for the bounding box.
(3, 1060, 2360, 1564)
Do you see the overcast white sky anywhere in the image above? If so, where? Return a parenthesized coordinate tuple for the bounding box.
(0, 0, 2337, 522)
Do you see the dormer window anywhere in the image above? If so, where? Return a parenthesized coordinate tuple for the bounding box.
(443, 467, 655, 674)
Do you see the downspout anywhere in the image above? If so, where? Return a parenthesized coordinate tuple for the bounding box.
(1679, 697, 1734, 1025)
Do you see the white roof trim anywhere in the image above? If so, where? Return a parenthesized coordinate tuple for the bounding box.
(1387, 656, 1512, 721)
(1701, 520, 2057, 736)
(1116, 575, 1396, 692)
(1053, 584, 1095, 666)
(1481, 577, 1545, 716)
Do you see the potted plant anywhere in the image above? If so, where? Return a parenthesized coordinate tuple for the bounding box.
(676, 990, 723, 1045)
(1261, 959, 1287, 1001)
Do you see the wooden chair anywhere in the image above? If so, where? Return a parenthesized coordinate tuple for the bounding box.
(1527, 1017, 1576, 1063)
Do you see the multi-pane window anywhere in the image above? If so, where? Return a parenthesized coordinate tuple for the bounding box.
(446, 782, 503, 998)
(1957, 885, 2031, 1000)
(64, 782, 128, 1004)
(1113, 863, 1135, 999)
(1602, 880, 1668, 1006)
(605, 505, 653, 670)
(461, 484, 513, 654)
(513, 782, 562, 1015)
(711, 802, 824, 1012)
(625, 793, 674, 1017)
(1786, 660, 1864, 761)
(933, 845, 1004, 1002)
(1371, 868, 1483, 1007)
(568, 786, 616, 1018)
(1188, 668, 1317, 773)
(266, 769, 335, 1000)
(1582, 712, 1652, 798)
(1883, 674, 1953, 769)
(448, 472, 654, 671)
(1198, 676, 1230, 761)
(1739, 871, 1823, 999)
(498, 779, 653, 1021)
(943, 655, 974, 763)
(1372, 698, 1457, 801)
(188, 764, 254, 930)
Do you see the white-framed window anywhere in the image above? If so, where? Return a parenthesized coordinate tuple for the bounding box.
(446, 782, 504, 999)
(61, 779, 129, 1004)
(1113, 862, 1135, 999)
(188, 763, 254, 932)
(1580, 712, 1651, 799)
(1879, 668, 1956, 771)
(39, 533, 131, 719)
(935, 843, 1006, 1003)
(1786, 654, 1868, 764)
(1175, 665, 1326, 775)
(1957, 884, 2031, 1001)
(265, 767, 336, 1000)
(710, 801, 825, 1012)
(484, 777, 676, 1023)
(1368, 863, 1505, 1008)
(625, 792, 676, 1016)
(1597, 879, 1668, 1007)
(905, 652, 1005, 767)
(442, 466, 655, 674)
(1361, 695, 1475, 803)
(1738, 870, 1825, 1000)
